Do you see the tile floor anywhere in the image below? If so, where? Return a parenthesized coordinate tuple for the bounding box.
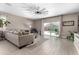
(0, 36, 78, 55)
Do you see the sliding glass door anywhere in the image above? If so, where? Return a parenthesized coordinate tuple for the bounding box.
(43, 22, 60, 38)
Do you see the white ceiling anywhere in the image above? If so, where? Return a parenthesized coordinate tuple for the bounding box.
(0, 3, 79, 20)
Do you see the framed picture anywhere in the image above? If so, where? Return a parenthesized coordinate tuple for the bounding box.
(62, 21, 74, 26)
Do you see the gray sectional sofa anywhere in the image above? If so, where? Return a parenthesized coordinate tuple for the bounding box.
(4, 29, 34, 49)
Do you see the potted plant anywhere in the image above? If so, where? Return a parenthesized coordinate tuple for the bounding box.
(0, 18, 11, 27)
(0, 19, 4, 27)
(55, 28, 58, 34)
(67, 31, 74, 41)
(4, 20, 11, 26)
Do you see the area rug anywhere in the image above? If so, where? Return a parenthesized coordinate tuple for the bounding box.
(26, 36, 48, 49)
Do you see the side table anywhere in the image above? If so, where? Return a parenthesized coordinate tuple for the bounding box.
(0, 31, 5, 41)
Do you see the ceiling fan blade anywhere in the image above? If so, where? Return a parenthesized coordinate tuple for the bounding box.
(42, 11, 48, 14)
(24, 6, 37, 12)
(44, 11, 48, 12)
(40, 8, 46, 11)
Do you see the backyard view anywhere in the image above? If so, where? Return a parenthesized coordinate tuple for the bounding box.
(44, 22, 60, 38)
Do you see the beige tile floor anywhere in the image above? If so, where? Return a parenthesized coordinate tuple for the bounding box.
(0, 36, 78, 55)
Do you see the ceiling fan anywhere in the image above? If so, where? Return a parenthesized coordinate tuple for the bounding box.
(23, 4, 48, 15)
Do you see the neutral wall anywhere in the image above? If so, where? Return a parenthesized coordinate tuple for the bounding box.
(0, 12, 33, 30)
(0, 11, 78, 39)
(61, 14, 78, 38)
(34, 13, 79, 38)
(32, 20, 42, 34)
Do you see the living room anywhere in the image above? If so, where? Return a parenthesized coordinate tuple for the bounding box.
(0, 3, 79, 55)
